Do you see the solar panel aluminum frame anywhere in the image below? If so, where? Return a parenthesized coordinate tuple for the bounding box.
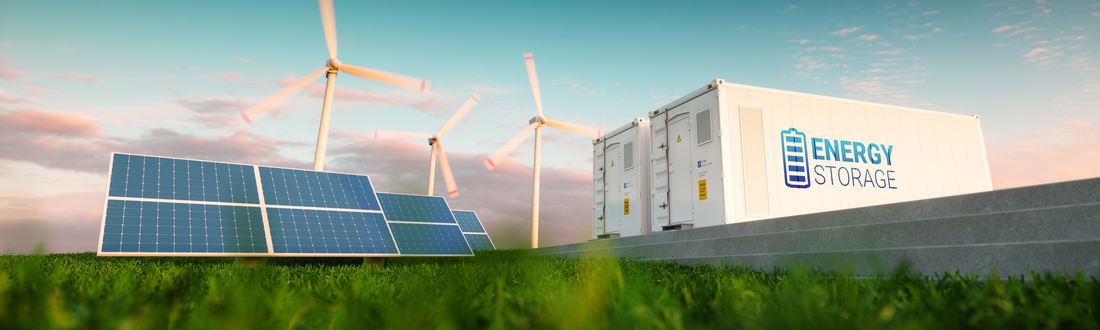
(375, 192, 475, 256)
(97, 152, 401, 257)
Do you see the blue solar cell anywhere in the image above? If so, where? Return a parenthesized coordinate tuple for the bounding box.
(388, 223, 472, 255)
(267, 208, 397, 255)
(463, 234, 495, 251)
(99, 199, 268, 254)
(376, 193, 456, 224)
(452, 210, 485, 233)
(107, 154, 260, 204)
(258, 167, 381, 211)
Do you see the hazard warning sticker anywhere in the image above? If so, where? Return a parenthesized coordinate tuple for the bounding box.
(698, 179, 707, 201)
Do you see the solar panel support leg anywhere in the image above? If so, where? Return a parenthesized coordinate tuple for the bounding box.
(364, 257, 385, 268)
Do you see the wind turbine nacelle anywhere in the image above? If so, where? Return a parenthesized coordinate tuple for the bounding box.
(529, 116, 545, 125)
(326, 58, 342, 70)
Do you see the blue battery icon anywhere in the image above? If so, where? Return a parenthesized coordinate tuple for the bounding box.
(781, 128, 811, 189)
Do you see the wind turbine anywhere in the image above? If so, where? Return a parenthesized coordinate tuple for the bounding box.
(374, 94, 480, 198)
(239, 0, 431, 171)
(483, 53, 601, 248)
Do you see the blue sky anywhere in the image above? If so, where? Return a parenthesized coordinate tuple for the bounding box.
(1, 0, 1098, 252)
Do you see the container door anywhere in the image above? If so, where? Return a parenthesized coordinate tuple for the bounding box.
(667, 114, 694, 224)
(593, 145, 606, 237)
(652, 121, 670, 229)
(604, 144, 622, 233)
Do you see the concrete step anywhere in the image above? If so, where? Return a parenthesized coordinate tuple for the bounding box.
(648, 239, 1100, 277)
(545, 202, 1100, 259)
(534, 177, 1100, 277)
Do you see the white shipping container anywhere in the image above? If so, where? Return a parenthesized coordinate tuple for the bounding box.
(592, 118, 651, 239)
(646, 79, 992, 231)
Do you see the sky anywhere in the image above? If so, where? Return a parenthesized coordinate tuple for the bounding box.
(1, 0, 1097, 253)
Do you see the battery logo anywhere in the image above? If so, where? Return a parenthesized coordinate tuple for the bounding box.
(781, 128, 811, 189)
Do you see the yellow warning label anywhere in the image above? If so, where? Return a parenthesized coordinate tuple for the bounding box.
(610, 161, 614, 167)
(624, 198, 630, 215)
(698, 179, 707, 200)
(677, 135, 682, 142)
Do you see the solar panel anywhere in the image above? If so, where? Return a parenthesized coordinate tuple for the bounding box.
(107, 154, 260, 204)
(463, 234, 495, 251)
(266, 208, 398, 255)
(376, 193, 456, 224)
(258, 167, 380, 211)
(99, 153, 490, 258)
(388, 223, 472, 255)
(100, 200, 268, 254)
(451, 210, 485, 233)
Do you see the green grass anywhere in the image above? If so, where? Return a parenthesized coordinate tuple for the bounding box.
(1, 250, 1096, 329)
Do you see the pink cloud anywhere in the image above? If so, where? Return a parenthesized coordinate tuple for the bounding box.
(1023, 48, 1049, 58)
(0, 88, 35, 104)
(0, 108, 101, 138)
(46, 73, 102, 84)
(204, 71, 264, 88)
(22, 86, 69, 97)
(326, 135, 594, 248)
(0, 108, 309, 173)
(987, 119, 1100, 189)
(0, 58, 26, 82)
(302, 82, 460, 117)
(831, 27, 863, 36)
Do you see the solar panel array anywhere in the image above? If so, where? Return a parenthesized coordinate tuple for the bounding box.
(99, 153, 493, 257)
(453, 210, 495, 251)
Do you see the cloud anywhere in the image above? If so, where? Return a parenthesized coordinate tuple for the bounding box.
(204, 71, 265, 89)
(22, 86, 69, 97)
(992, 23, 1026, 33)
(0, 58, 26, 82)
(1023, 48, 1049, 58)
(45, 73, 103, 84)
(987, 119, 1100, 189)
(857, 35, 880, 41)
(0, 88, 31, 104)
(0, 108, 309, 173)
(232, 57, 254, 64)
(862, 69, 887, 73)
(0, 108, 101, 138)
(301, 81, 459, 118)
(176, 98, 254, 128)
(877, 49, 905, 55)
(923, 11, 939, 14)
(830, 27, 864, 36)
(904, 34, 932, 40)
(325, 135, 593, 248)
(1007, 27, 1038, 36)
(177, 99, 251, 114)
(1054, 36, 1087, 41)
(789, 39, 812, 44)
(0, 42, 13, 49)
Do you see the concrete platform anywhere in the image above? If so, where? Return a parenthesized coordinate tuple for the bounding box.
(534, 178, 1100, 277)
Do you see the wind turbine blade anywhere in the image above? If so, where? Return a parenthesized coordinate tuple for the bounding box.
(435, 142, 459, 198)
(544, 119, 602, 138)
(484, 122, 539, 170)
(339, 64, 430, 92)
(523, 53, 543, 116)
(436, 94, 480, 137)
(240, 67, 328, 124)
(318, 0, 337, 59)
(373, 130, 434, 140)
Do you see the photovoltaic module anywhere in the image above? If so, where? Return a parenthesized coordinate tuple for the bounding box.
(452, 210, 495, 251)
(98, 153, 493, 257)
